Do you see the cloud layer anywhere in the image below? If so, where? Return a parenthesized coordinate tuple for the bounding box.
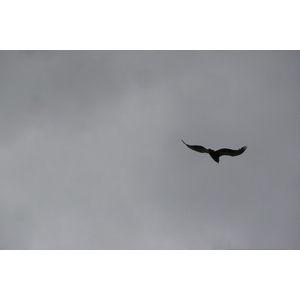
(1, 51, 299, 249)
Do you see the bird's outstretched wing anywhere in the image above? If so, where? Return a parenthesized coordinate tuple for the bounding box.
(181, 139, 209, 153)
(216, 146, 247, 157)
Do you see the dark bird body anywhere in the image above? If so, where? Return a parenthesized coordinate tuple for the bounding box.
(181, 140, 247, 163)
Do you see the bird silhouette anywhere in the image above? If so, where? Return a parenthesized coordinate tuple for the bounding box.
(181, 140, 247, 163)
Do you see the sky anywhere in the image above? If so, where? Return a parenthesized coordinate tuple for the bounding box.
(1, 50, 299, 249)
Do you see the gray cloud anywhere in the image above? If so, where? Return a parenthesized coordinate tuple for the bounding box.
(0, 51, 299, 249)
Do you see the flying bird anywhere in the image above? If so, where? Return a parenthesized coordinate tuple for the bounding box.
(181, 140, 247, 163)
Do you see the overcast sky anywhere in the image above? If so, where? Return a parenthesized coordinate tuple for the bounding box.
(1, 51, 299, 249)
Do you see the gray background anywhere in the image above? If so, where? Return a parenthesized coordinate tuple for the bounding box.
(1, 51, 299, 249)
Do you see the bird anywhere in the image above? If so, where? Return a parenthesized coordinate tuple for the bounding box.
(181, 139, 247, 163)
